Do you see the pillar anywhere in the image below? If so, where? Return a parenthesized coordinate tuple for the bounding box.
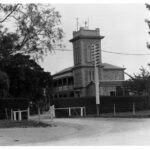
(67, 77, 69, 90)
(61, 78, 63, 91)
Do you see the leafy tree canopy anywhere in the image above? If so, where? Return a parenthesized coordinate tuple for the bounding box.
(145, 3, 150, 48)
(0, 54, 52, 103)
(0, 3, 64, 60)
(125, 66, 150, 96)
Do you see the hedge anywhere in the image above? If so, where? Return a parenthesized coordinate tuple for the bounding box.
(0, 98, 29, 109)
(51, 96, 150, 117)
(0, 98, 29, 119)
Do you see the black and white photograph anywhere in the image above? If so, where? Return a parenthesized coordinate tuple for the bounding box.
(0, 0, 150, 146)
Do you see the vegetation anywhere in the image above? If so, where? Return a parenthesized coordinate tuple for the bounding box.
(0, 70, 9, 98)
(0, 120, 52, 128)
(146, 3, 150, 49)
(0, 3, 64, 60)
(0, 4, 63, 113)
(125, 67, 150, 96)
(0, 54, 52, 102)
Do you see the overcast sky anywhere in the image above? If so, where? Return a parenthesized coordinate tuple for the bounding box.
(39, 3, 150, 79)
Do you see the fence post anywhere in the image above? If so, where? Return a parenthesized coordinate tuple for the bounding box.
(19, 111, 22, 121)
(13, 111, 16, 121)
(80, 107, 83, 117)
(133, 102, 135, 115)
(5, 108, 8, 120)
(27, 107, 30, 120)
(11, 109, 13, 120)
(38, 106, 40, 121)
(69, 108, 71, 117)
(84, 107, 86, 117)
(53, 105, 55, 118)
(113, 104, 116, 116)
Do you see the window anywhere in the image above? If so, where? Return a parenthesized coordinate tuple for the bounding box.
(63, 93, 67, 97)
(88, 70, 94, 82)
(88, 71, 90, 82)
(87, 45, 91, 62)
(92, 70, 94, 81)
(110, 91, 116, 96)
(89, 71, 92, 81)
(116, 86, 123, 96)
(54, 94, 57, 98)
(70, 92, 74, 97)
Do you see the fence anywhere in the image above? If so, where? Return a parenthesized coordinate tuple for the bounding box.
(51, 96, 150, 117)
(54, 106, 86, 118)
(0, 98, 29, 120)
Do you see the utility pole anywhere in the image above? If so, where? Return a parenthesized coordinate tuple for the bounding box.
(76, 18, 79, 31)
(91, 43, 100, 116)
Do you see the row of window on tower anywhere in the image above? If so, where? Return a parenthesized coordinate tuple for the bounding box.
(87, 70, 95, 82)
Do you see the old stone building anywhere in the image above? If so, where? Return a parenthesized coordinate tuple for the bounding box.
(52, 27, 125, 99)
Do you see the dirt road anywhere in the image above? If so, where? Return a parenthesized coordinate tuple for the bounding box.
(1, 117, 150, 145)
(34, 117, 150, 145)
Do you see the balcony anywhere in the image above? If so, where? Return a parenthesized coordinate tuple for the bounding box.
(53, 85, 73, 92)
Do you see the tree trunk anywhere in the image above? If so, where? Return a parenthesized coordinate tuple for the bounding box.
(38, 104, 40, 121)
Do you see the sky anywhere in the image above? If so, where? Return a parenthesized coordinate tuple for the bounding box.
(38, 3, 150, 79)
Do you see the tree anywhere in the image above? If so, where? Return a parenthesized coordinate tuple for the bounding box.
(146, 3, 150, 49)
(0, 70, 9, 98)
(0, 31, 19, 61)
(125, 67, 150, 96)
(0, 53, 53, 115)
(0, 54, 52, 101)
(0, 4, 64, 60)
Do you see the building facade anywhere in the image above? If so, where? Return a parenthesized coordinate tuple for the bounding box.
(52, 27, 125, 99)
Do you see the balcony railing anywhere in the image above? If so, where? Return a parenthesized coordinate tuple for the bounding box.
(53, 85, 73, 92)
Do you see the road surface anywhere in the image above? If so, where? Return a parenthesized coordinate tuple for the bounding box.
(1, 117, 150, 145)
(41, 117, 150, 145)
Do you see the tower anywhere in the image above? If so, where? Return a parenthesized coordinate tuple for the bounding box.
(70, 27, 104, 97)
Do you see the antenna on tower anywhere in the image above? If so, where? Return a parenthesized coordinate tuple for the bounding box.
(84, 20, 87, 29)
(84, 18, 89, 29)
(76, 18, 79, 31)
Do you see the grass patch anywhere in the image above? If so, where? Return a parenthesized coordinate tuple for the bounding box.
(0, 120, 53, 128)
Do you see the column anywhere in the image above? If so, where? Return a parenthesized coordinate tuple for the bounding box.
(67, 77, 69, 90)
(61, 78, 63, 91)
